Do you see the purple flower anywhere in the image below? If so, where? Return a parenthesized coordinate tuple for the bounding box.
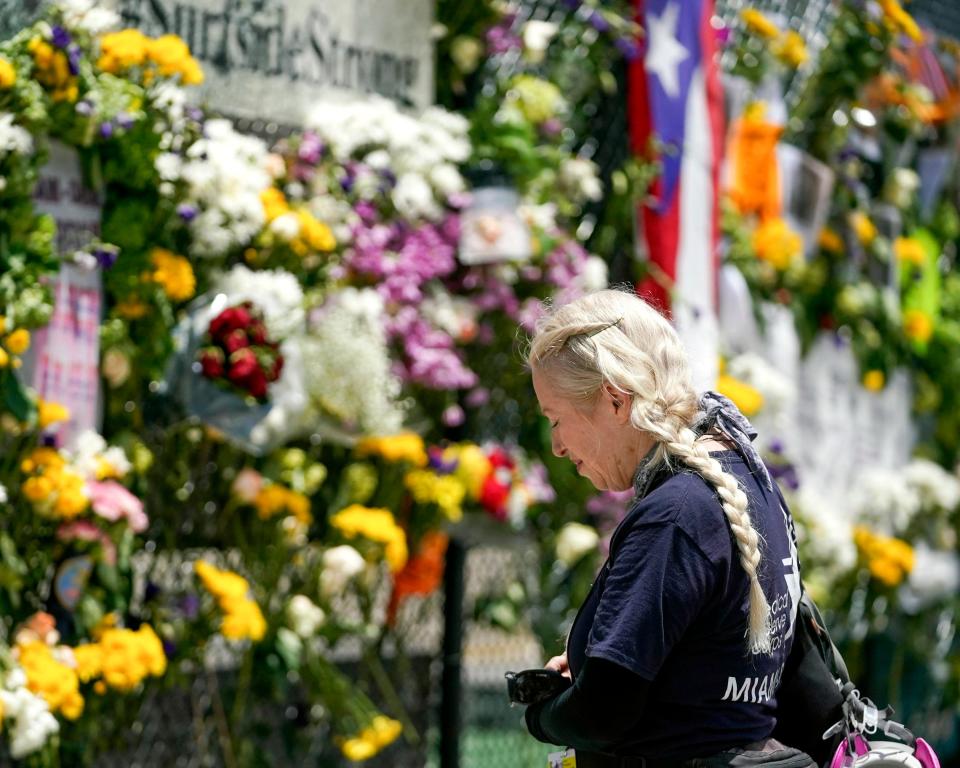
(94, 246, 118, 269)
(187, 107, 205, 122)
(75, 100, 93, 116)
(466, 387, 490, 407)
(486, 25, 522, 55)
(117, 112, 134, 130)
(442, 404, 466, 427)
(67, 44, 82, 75)
(297, 132, 324, 165)
(51, 26, 71, 49)
(180, 593, 200, 620)
(587, 10, 611, 32)
(162, 638, 177, 659)
(177, 203, 198, 221)
(99, 122, 114, 139)
(354, 200, 378, 224)
(540, 118, 564, 138)
(615, 38, 641, 60)
(714, 25, 732, 47)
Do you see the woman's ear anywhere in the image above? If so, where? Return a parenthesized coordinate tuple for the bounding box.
(602, 384, 631, 422)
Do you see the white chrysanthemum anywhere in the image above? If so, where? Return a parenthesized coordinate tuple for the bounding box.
(522, 20, 559, 62)
(1, 682, 60, 759)
(180, 119, 270, 258)
(393, 172, 441, 221)
(555, 522, 599, 567)
(519, 202, 558, 232)
(0, 483, 7, 503)
(269, 212, 301, 241)
(55, 0, 119, 33)
(306, 98, 469, 218)
(155, 152, 183, 181)
(320, 545, 367, 596)
(0, 114, 33, 155)
(727, 353, 796, 415)
(69, 430, 133, 480)
(287, 594, 326, 638)
(576, 256, 609, 292)
(903, 458, 960, 513)
(213, 265, 305, 339)
(848, 467, 921, 536)
(790, 487, 857, 576)
(560, 157, 603, 202)
(298, 293, 404, 436)
(903, 544, 960, 608)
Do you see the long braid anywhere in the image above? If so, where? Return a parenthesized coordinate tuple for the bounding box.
(666, 427, 772, 653)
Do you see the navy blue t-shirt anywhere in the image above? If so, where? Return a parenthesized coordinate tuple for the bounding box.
(566, 451, 802, 761)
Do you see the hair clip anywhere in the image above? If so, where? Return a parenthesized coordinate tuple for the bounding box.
(586, 317, 623, 338)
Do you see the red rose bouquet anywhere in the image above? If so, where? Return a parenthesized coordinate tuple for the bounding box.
(196, 301, 284, 401)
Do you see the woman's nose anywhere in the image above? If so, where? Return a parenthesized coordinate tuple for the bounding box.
(551, 431, 565, 458)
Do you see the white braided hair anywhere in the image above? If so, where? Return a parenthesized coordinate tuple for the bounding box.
(528, 289, 772, 653)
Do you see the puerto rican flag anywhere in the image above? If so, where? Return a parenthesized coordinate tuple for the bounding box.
(630, 0, 724, 390)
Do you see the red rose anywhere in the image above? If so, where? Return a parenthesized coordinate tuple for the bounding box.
(249, 321, 267, 345)
(224, 328, 250, 354)
(227, 347, 259, 384)
(479, 475, 510, 521)
(209, 305, 253, 340)
(269, 354, 284, 382)
(487, 447, 515, 471)
(197, 347, 225, 378)
(246, 366, 268, 399)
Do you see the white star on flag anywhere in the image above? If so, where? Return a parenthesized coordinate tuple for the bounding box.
(645, 2, 690, 99)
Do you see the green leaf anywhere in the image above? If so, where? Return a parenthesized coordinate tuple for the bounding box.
(1, 368, 34, 422)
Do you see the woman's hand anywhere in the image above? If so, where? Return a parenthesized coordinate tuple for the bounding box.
(546, 653, 571, 680)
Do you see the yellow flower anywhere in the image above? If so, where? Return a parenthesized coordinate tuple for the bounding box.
(818, 228, 844, 254)
(17, 641, 84, 719)
(368, 716, 403, 748)
(878, 0, 923, 42)
(893, 237, 925, 266)
(741, 9, 779, 39)
(446, 444, 492, 499)
(99, 624, 167, 690)
(405, 470, 466, 522)
(73, 644, 104, 683)
(22, 475, 54, 502)
(752, 218, 802, 271)
(849, 211, 877, 246)
(37, 399, 70, 429)
(341, 736, 378, 762)
(146, 35, 204, 84)
(0, 347, 8, 367)
(862, 370, 885, 392)
(261, 187, 289, 221)
(330, 505, 408, 572)
(220, 598, 267, 642)
(253, 483, 312, 525)
(509, 75, 564, 124)
(195, 561, 251, 602)
(97, 29, 150, 72)
(854, 526, 915, 587)
(150, 248, 196, 302)
(4, 328, 30, 355)
(715, 374, 765, 417)
(296, 209, 336, 252)
(773, 31, 808, 67)
(356, 433, 428, 467)
(0, 57, 16, 88)
(903, 309, 933, 344)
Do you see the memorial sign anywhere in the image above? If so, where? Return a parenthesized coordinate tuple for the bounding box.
(111, 0, 435, 125)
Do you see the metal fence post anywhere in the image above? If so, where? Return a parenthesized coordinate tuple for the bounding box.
(440, 536, 466, 768)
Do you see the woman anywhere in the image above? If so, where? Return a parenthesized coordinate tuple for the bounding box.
(524, 289, 812, 768)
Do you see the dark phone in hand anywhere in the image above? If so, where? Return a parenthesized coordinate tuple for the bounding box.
(505, 668, 572, 705)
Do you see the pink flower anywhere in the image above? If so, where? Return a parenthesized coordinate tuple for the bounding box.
(56, 520, 118, 565)
(231, 468, 263, 503)
(86, 480, 148, 533)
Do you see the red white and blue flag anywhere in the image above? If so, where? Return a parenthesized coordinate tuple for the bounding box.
(629, 0, 724, 389)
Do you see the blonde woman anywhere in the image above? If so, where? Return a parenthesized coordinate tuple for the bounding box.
(524, 290, 812, 768)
